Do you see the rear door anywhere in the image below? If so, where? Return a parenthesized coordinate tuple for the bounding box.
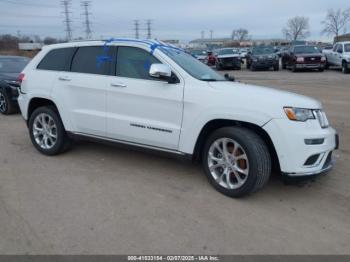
(53, 45, 115, 136)
(106, 46, 184, 150)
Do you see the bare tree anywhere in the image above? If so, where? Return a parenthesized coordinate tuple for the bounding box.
(321, 8, 350, 38)
(283, 16, 310, 40)
(231, 28, 250, 41)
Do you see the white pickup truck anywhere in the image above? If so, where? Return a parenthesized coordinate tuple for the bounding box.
(323, 41, 350, 73)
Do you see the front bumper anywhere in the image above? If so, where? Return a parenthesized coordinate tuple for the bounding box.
(219, 58, 241, 68)
(263, 118, 338, 177)
(252, 59, 278, 68)
(295, 63, 325, 69)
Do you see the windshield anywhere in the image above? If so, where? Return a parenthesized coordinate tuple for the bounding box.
(162, 48, 225, 81)
(345, 44, 350, 53)
(252, 47, 275, 55)
(0, 57, 29, 73)
(219, 49, 239, 55)
(294, 46, 320, 54)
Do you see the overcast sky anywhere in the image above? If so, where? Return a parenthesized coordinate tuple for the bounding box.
(0, 0, 349, 42)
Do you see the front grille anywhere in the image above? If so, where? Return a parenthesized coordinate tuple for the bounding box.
(313, 110, 329, 129)
(305, 57, 321, 63)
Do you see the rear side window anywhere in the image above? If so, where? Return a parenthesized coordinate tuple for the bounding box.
(37, 47, 76, 71)
(116, 46, 160, 80)
(71, 46, 114, 75)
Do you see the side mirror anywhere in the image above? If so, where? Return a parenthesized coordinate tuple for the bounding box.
(149, 63, 172, 79)
(337, 49, 343, 54)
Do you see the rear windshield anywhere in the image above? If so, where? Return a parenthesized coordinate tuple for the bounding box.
(294, 46, 320, 54)
(345, 44, 350, 52)
(0, 57, 29, 73)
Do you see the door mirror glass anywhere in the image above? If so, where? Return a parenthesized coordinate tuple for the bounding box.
(149, 63, 172, 78)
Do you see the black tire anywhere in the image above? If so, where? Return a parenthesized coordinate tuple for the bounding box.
(292, 65, 297, 72)
(318, 68, 324, 72)
(28, 106, 71, 155)
(342, 61, 349, 74)
(250, 65, 256, 71)
(273, 64, 279, 71)
(202, 127, 271, 198)
(246, 63, 250, 69)
(324, 61, 329, 70)
(282, 63, 286, 70)
(0, 89, 16, 115)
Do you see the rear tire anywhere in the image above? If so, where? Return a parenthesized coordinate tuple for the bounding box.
(28, 106, 71, 155)
(202, 127, 271, 198)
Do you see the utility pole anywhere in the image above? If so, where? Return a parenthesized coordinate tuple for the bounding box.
(81, 1, 92, 39)
(201, 30, 205, 39)
(134, 20, 140, 39)
(210, 30, 213, 39)
(61, 0, 73, 41)
(145, 19, 152, 39)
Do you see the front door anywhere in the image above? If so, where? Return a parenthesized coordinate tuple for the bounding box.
(106, 46, 184, 150)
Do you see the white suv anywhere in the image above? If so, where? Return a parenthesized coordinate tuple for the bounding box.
(17, 39, 339, 197)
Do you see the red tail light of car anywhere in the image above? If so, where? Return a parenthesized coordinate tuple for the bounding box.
(17, 73, 25, 84)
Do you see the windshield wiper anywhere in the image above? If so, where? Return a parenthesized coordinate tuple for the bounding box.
(201, 79, 218, 82)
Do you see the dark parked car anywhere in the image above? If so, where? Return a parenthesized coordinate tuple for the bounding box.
(215, 48, 242, 70)
(246, 46, 279, 71)
(0, 55, 30, 114)
(281, 45, 326, 72)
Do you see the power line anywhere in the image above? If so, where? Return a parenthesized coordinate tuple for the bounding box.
(145, 19, 152, 39)
(61, 0, 73, 41)
(134, 20, 139, 39)
(81, 1, 92, 39)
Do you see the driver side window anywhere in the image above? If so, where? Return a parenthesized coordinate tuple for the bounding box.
(116, 46, 161, 80)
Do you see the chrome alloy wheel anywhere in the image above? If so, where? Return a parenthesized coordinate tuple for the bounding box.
(208, 138, 249, 189)
(33, 113, 58, 150)
(0, 92, 6, 113)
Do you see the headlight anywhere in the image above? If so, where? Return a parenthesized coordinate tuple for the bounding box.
(321, 56, 326, 62)
(284, 107, 315, 122)
(296, 57, 304, 63)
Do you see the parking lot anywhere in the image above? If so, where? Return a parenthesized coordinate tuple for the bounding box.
(0, 68, 349, 255)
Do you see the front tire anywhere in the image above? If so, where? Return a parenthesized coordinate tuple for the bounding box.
(342, 61, 349, 74)
(0, 89, 16, 115)
(28, 106, 71, 155)
(202, 127, 271, 198)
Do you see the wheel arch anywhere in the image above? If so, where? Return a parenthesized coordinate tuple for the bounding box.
(192, 119, 281, 172)
(27, 97, 61, 125)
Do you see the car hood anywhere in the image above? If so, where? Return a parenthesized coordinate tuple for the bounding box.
(207, 81, 321, 119)
(295, 53, 323, 57)
(253, 54, 276, 59)
(217, 54, 240, 59)
(0, 72, 19, 81)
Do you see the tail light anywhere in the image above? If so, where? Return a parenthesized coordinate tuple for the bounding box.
(17, 73, 25, 84)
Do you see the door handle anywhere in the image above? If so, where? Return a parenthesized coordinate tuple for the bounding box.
(111, 83, 127, 88)
(58, 76, 72, 81)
